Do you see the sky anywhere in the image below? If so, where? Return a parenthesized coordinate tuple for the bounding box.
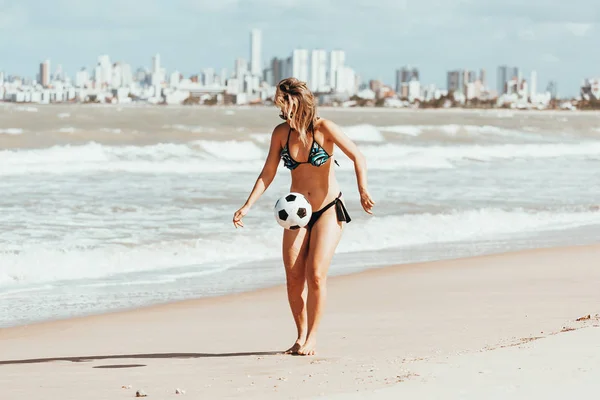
(0, 0, 597, 96)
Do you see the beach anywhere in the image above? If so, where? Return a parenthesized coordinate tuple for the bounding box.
(2, 244, 599, 399)
(2, 104, 600, 398)
(3, 105, 600, 327)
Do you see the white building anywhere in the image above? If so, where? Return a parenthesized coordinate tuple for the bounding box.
(335, 66, 356, 95)
(153, 54, 160, 74)
(227, 78, 240, 95)
(112, 63, 123, 88)
(530, 70, 537, 99)
(329, 50, 345, 90)
(203, 68, 215, 86)
(310, 49, 328, 93)
(170, 71, 181, 88)
(250, 29, 262, 77)
(219, 68, 228, 86)
(121, 64, 133, 87)
(292, 49, 309, 83)
(408, 79, 421, 102)
(235, 58, 248, 79)
(96, 55, 112, 88)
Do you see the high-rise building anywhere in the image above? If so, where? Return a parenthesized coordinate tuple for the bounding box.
(447, 70, 462, 92)
(170, 71, 181, 88)
(480, 69, 487, 87)
(235, 58, 248, 79)
(271, 57, 282, 86)
(467, 70, 477, 84)
(310, 49, 327, 92)
(75, 67, 89, 88)
(329, 50, 345, 89)
(292, 49, 309, 83)
(530, 70, 537, 98)
(250, 29, 262, 77)
(112, 63, 123, 88)
(497, 65, 521, 95)
(0, 71, 5, 85)
(135, 68, 149, 84)
(395, 66, 419, 93)
(264, 68, 273, 87)
(96, 55, 112, 88)
(121, 64, 133, 86)
(497, 65, 508, 94)
(153, 54, 161, 73)
(39, 60, 50, 87)
(203, 68, 215, 86)
(335, 66, 356, 95)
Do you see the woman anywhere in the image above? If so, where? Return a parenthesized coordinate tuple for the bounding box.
(232, 77, 374, 356)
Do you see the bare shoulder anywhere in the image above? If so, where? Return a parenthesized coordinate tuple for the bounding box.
(314, 117, 337, 131)
(271, 122, 289, 143)
(315, 118, 342, 141)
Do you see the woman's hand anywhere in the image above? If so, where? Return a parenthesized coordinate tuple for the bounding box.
(359, 189, 375, 215)
(233, 205, 250, 228)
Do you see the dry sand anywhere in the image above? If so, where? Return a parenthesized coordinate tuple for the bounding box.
(1, 244, 599, 399)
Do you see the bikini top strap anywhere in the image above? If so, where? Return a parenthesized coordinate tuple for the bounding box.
(286, 126, 292, 147)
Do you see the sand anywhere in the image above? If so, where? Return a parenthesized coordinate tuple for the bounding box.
(1, 244, 599, 399)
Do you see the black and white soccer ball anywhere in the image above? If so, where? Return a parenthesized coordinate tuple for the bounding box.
(274, 192, 312, 230)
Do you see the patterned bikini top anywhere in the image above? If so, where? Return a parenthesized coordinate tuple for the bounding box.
(280, 127, 338, 170)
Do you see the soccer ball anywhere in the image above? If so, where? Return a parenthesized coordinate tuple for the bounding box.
(274, 192, 312, 230)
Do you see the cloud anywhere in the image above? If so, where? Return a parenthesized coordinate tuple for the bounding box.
(518, 28, 536, 41)
(564, 22, 593, 36)
(542, 53, 560, 63)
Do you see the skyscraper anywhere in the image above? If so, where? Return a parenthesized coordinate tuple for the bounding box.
(447, 70, 462, 92)
(396, 66, 419, 93)
(497, 65, 508, 94)
(235, 58, 248, 79)
(530, 70, 537, 98)
(480, 69, 487, 87)
(329, 50, 345, 90)
(467, 70, 477, 84)
(250, 29, 262, 77)
(203, 68, 215, 86)
(39, 60, 50, 87)
(121, 64, 133, 86)
(153, 54, 161, 73)
(310, 49, 327, 92)
(271, 57, 282, 86)
(292, 49, 309, 83)
(75, 67, 89, 88)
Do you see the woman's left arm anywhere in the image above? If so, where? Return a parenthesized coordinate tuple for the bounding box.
(321, 119, 375, 214)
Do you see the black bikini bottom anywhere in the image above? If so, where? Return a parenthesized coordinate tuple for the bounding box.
(307, 192, 352, 229)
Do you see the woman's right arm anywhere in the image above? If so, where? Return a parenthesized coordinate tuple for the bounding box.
(233, 126, 283, 228)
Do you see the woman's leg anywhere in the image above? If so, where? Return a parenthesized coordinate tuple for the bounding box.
(298, 206, 343, 356)
(282, 226, 310, 354)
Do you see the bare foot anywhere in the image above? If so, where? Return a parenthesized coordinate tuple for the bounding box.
(297, 337, 316, 356)
(284, 339, 305, 355)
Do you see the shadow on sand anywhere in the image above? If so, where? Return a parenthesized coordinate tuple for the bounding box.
(0, 351, 282, 366)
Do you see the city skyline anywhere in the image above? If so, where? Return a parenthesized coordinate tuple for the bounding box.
(0, 0, 597, 97)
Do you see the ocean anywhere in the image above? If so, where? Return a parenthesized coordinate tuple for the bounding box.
(1, 104, 600, 327)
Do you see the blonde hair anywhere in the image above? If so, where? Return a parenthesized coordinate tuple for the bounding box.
(274, 77, 318, 145)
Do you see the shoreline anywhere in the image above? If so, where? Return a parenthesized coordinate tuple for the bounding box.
(3, 232, 600, 330)
(1, 243, 599, 399)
